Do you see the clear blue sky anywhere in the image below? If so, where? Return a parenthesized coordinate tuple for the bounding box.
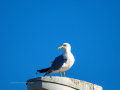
(0, 0, 120, 90)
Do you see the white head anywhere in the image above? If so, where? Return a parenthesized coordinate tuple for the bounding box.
(58, 43, 71, 51)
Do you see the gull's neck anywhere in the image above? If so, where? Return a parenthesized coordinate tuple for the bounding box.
(63, 49, 71, 54)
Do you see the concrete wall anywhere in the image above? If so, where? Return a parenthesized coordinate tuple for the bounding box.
(26, 76, 102, 90)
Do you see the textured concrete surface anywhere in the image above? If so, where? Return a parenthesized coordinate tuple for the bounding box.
(26, 76, 102, 90)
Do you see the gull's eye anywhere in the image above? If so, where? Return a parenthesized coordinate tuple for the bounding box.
(63, 44, 67, 46)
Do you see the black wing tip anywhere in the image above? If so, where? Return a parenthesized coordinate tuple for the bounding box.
(36, 70, 40, 74)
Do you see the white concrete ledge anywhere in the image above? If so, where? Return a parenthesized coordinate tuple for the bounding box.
(26, 76, 102, 90)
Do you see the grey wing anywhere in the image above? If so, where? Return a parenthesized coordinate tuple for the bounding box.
(49, 55, 67, 71)
(50, 55, 62, 65)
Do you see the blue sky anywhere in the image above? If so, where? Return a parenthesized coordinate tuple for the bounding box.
(0, 0, 120, 90)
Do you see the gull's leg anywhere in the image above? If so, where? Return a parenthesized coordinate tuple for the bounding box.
(63, 71, 65, 77)
(60, 71, 62, 77)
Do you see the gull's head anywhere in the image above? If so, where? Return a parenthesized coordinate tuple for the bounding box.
(58, 43, 71, 51)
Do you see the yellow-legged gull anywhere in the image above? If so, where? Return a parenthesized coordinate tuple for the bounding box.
(36, 43, 75, 77)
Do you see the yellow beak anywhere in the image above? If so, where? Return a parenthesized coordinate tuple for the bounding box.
(58, 47, 62, 49)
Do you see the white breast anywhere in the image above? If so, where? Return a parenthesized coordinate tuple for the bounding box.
(61, 52, 75, 71)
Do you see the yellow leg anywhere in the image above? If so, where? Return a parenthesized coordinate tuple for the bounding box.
(63, 72, 65, 77)
(60, 71, 62, 77)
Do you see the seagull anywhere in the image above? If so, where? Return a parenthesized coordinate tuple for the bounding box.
(36, 43, 75, 77)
